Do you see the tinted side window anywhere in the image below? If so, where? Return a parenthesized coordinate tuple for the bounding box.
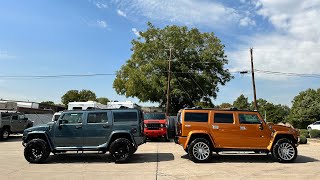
(1, 113, 11, 120)
(184, 113, 208, 122)
(214, 113, 234, 123)
(87, 112, 108, 123)
(113, 112, 137, 122)
(12, 115, 18, 120)
(239, 114, 261, 124)
(61, 113, 83, 124)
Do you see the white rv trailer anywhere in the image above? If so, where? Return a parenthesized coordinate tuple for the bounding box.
(67, 101, 108, 110)
(106, 101, 140, 109)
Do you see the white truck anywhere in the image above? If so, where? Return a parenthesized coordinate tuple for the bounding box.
(68, 101, 108, 110)
(106, 101, 140, 109)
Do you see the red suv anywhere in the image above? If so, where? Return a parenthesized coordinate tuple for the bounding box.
(144, 112, 167, 140)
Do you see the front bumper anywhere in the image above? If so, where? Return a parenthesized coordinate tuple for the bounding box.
(144, 129, 167, 138)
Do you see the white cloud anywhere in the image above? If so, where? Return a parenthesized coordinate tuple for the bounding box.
(0, 50, 15, 59)
(117, 9, 127, 17)
(239, 17, 256, 26)
(96, 20, 107, 28)
(95, 2, 108, 9)
(113, 0, 255, 28)
(131, 28, 140, 37)
(228, 0, 320, 80)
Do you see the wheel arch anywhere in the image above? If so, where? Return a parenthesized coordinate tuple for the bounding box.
(2, 125, 11, 131)
(24, 132, 53, 151)
(268, 132, 297, 151)
(106, 131, 135, 150)
(184, 131, 214, 150)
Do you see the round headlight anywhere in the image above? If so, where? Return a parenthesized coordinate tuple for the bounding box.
(160, 124, 164, 128)
(144, 124, 147, 128)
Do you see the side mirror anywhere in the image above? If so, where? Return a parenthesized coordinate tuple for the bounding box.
(24, 117, 28, 121)
(259, 123, 264, 130)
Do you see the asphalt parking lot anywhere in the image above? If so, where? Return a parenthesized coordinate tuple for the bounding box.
(1, 136, 320, 180)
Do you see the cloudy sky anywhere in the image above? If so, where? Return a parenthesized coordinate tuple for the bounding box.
(0, 0, 319, 106)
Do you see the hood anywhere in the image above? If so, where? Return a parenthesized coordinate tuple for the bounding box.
(25, 122, 54, 132)
(267, 123, 299, 135)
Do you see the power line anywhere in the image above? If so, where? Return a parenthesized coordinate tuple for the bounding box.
(0, 73, 116, 79)
(1, 69, 320, 80)
(172, 74, 194, 104)
(255, 69, 320, 78)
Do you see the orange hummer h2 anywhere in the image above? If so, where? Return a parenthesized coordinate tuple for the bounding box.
(174, 108, 299, 163)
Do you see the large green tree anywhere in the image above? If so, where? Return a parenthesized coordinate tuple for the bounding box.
(113, 23, 232, 113)
(61, 89, 97, 106)
(41, 101, 55, 105)
(288, 88, 320, 128)
(233, 94, 249, 110)
(250, 98, 290, 124)
(97, 97, 110, 105)
(218, 102, 232, 108)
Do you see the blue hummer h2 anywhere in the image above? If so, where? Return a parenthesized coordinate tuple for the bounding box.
(22, 108, 146, 163)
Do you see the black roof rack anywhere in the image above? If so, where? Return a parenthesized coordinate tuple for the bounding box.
(182, 107, 255, 112)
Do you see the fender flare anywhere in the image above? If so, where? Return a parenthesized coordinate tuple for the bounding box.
(184, 130, 214, 150)
(267, 131, 297, 151)
(106, 130, 136, 148)
(24, 131, 54, 151)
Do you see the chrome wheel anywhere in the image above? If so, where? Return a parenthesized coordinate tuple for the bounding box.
(278, 142, 295, 161)
(2, 130, 9, 139)
(192, 142, 210, 161)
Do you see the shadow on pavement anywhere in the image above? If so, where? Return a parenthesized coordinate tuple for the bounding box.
(181, 153, 318, 164)
(46, 152, 174, 164)
(0, 135, 22, 143)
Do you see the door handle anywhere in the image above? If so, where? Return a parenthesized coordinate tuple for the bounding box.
(103, 124, 110, 128)
(185, 125, 191, 128)
(240, 126, 247, 130)
(75, 125, 82, 129)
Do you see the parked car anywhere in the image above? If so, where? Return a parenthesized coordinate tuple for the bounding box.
(0, 111, 33, 140)
(171, 108, 300, 163)
(307, 121, 320, 130)
(51, 111, 62, 121)
(22, 108, 146, 163)
(144, 112, 167, 140)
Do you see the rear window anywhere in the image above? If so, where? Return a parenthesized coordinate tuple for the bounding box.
(184, 112, 208, 122)
(113, 112, 137, 122)
(144, 113, 166, 120)
(214, 113, 234, 123)
(1, 113, 11, 120)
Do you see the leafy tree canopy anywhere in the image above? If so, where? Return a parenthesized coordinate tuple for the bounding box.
(288, 88, 320, 128)
(251, 98, 290, 124)
(218, 103, 232, 109)
(113, 22, 232, 113)
(41, 101, 55, 105)
(97, 97, 110, 105)
(233, 94, 249, 110)
(61, 89, 97, 106)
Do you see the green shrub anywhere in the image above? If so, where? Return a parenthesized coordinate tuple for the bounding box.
(309, 129, 320, 138)
(300, 129, 310, 138)
(299, 135, 307, 144)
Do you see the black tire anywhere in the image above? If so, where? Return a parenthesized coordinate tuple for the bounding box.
(24, 139, 50, 163)
(109, 138, 133, 163)
(131, 146, 138, 154)
(0, 127, 10, 140)
(166, 117, 176, 140)
(272, 138, 297, 163)
(188, 138, 213, 163)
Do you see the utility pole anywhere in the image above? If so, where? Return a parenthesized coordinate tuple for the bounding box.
(166, 48, 172, 116)
(250, 48, 258, 111)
